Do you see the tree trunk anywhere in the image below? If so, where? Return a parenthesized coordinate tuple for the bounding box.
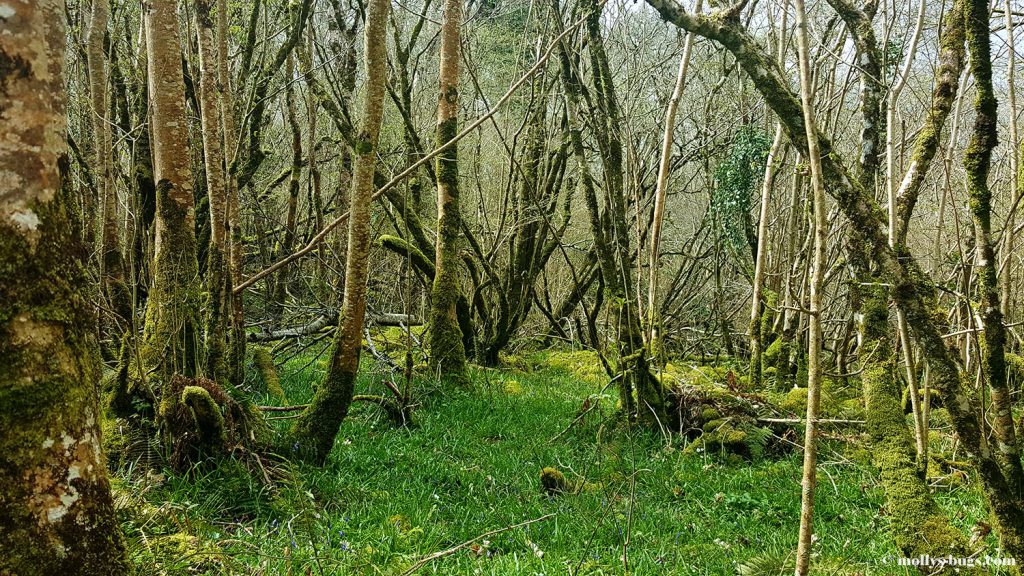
(218, 0, 247, 387)
(195, 0, 230, 385)
(793, 0, 827, 570)
(271, 53, 303, 323)
(0, 2, 127, 571)
(649, 3, 699, 356)
(88, 0, 132, 342)
(142, 0, 201, 381)
(963, 0, 1024, 497)
(429, 0, 470, 386)
(290, 0, 392, 464)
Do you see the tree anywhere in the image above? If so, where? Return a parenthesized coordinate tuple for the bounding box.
(429, 0, 470, 385)
(0, 1, 127, 572)
(88, 0, 131, 341)
(291, 0, 392, 463)
(141, 0, 202, 381)
(792, 0, 828, 571)
(195, 0, 230, 385)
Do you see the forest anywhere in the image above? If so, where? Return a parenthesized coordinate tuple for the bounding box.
(4, 0, 1024, 573)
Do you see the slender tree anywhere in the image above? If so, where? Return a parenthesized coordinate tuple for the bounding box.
(793, 0, 828, 571)
(291, 0, 392, 463)
(195, 0, 230, 385)
(88, 0, 131, 339)
(429, 0, 470, 385)
(648, 0, 700, 355)
(218, 0, 247, 386)
(0, 1, 127, 572)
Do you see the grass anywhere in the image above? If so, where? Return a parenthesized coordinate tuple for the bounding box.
(113, 350, 1004, 575)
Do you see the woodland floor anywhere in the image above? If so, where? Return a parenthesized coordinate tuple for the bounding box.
(110, 348, 1008, 575)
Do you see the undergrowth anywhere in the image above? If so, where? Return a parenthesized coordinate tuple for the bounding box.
(110, 350, 1004, 575)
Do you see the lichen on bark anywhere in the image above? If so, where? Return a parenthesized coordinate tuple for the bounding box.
(1, 3, 127, 571)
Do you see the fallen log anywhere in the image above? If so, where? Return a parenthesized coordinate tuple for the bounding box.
(248, 311, 422, 342)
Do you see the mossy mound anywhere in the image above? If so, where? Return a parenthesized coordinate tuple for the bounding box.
(537, 350, 607, 385)
(658, 373, 791, 460)
(773, 380, 864, 420)
(539, 466, 599, 496)
(159, 375, 271, 472)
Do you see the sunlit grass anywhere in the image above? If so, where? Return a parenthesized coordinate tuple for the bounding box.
(114, 351, 1000, 575)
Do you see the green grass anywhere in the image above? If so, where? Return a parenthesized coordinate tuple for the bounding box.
(114, 352, 1002, 575)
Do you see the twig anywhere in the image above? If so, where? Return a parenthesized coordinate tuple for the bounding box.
(758, 417, 865, 425)
(258, 405, 310, 412)
(399, 514, 555, 576)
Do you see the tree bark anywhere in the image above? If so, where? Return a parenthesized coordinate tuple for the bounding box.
(792, 0, 828, 571)
(291, 0, 392, 464)
(429, 0, 470, 386)
(0, 2, 127, 571)
(142, 0, 201, 380)
(195, 0, 230, 385)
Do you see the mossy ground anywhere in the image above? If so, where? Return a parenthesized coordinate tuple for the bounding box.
(110, 350, 1009, 575)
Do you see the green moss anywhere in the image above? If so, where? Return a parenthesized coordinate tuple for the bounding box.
(181, 385, 227, 446)
(540, 466, 568, 495)
(252, 346, 285, 401)
(538, 350, 607, 385)
(863, 349, 969, 558)
(428, 116, 470, 387)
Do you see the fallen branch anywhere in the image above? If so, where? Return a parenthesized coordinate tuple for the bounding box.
(257, 404, 309, 412)
(399, 513, 556, 576)
(758, 417, 865, 425)
(249, 311, 422, 341)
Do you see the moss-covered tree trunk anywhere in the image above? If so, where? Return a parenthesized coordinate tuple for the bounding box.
(860, 288, 971, 559)
(195, 0, 230, 386)
(142, 0, 201, 381)
(290, 0, 391, 464)
(0, 2, 128, 572)
(963, 0, 1024, 496)
(428, 0, 470, 386)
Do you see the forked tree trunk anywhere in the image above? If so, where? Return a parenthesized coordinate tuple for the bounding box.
(429, 0, 470, 385)
(0, 2, 127, 572)
(290, 0, 392, 464)
(142, 0, 201, 380)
